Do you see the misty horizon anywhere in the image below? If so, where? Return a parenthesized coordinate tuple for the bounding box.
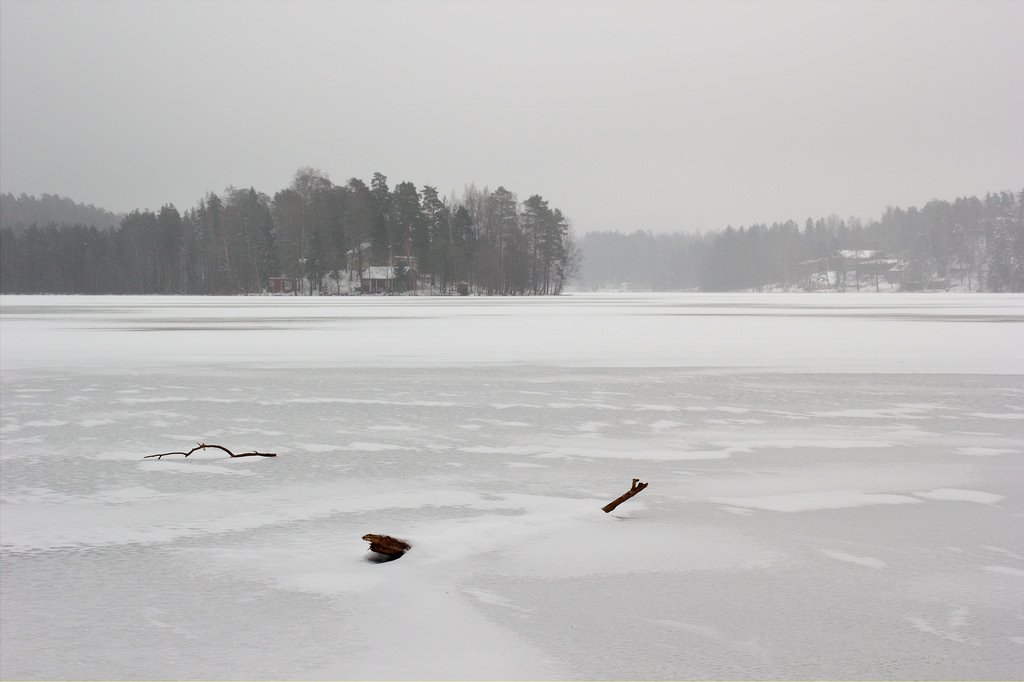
(2, 0, 1022, 234)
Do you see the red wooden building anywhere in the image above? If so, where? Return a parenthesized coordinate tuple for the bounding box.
(268, 276, 298, 295)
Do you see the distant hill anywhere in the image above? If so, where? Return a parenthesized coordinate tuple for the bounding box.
(0, 193, 122, 231)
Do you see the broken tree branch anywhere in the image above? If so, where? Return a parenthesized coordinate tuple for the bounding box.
(144, 442, 277, 460)
(602, 478, 649, 513)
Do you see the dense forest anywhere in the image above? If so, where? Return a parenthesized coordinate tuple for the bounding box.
(579, 190, 1024, 293)
(2, 184, 1022, 294)
(0, 169, 580, 295)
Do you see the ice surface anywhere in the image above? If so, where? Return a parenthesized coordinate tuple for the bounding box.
(710, 491, 924, 512)
(2, 292, 1023, 373)
(914, 488, 1005, 504)
(1, 293, 1023, 680)
(819, 550, 888, 569)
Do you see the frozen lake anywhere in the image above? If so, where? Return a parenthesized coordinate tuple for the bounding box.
(1, 293, 1023, 679)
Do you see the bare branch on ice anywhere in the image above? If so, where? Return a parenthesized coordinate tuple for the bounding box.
(143, 442, 277, 459)
(602, 478, 649, 513)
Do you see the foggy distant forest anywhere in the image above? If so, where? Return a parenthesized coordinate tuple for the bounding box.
(0, 169, 580, 296)
(0, 193, 121, 231)
(1, 182, 1022, 295)
(582, 190, 1024, 293)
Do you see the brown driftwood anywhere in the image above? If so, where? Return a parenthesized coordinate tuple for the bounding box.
(602, 478, 649, 513)
(362, 533, 412, 557)
(144, 443, 277, 460)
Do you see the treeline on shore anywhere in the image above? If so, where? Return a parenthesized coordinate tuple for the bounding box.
(0, 168, 580, 295)
(2, 185, 1022, 295)
(580, 190, 1024, 293)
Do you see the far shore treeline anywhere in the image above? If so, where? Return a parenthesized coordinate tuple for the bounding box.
(579, 189, 1023, 293)
(0, 168, 580, 296)
(1, 179, 1022, 294)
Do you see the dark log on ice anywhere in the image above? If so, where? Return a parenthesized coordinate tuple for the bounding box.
(602, 478, 649, 513)
(362, 533, 412, 557)
(143, 443, 277, 460)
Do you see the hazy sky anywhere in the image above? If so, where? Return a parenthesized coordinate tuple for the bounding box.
(1, 0, 1022, 233)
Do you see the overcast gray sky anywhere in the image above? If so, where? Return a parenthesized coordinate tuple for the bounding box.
(1, 0, 1022, 233)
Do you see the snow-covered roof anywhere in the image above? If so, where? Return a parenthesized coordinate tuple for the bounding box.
(836, 249, 881, 259)
(361, 266, 396, 280)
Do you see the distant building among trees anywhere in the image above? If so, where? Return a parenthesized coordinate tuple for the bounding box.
(577, 190, 1023, 293)
(2, 183, 1020, 295)
(0, 169, 581, 296)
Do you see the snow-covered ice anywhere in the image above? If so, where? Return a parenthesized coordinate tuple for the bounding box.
(1, 293, 1022, 679)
